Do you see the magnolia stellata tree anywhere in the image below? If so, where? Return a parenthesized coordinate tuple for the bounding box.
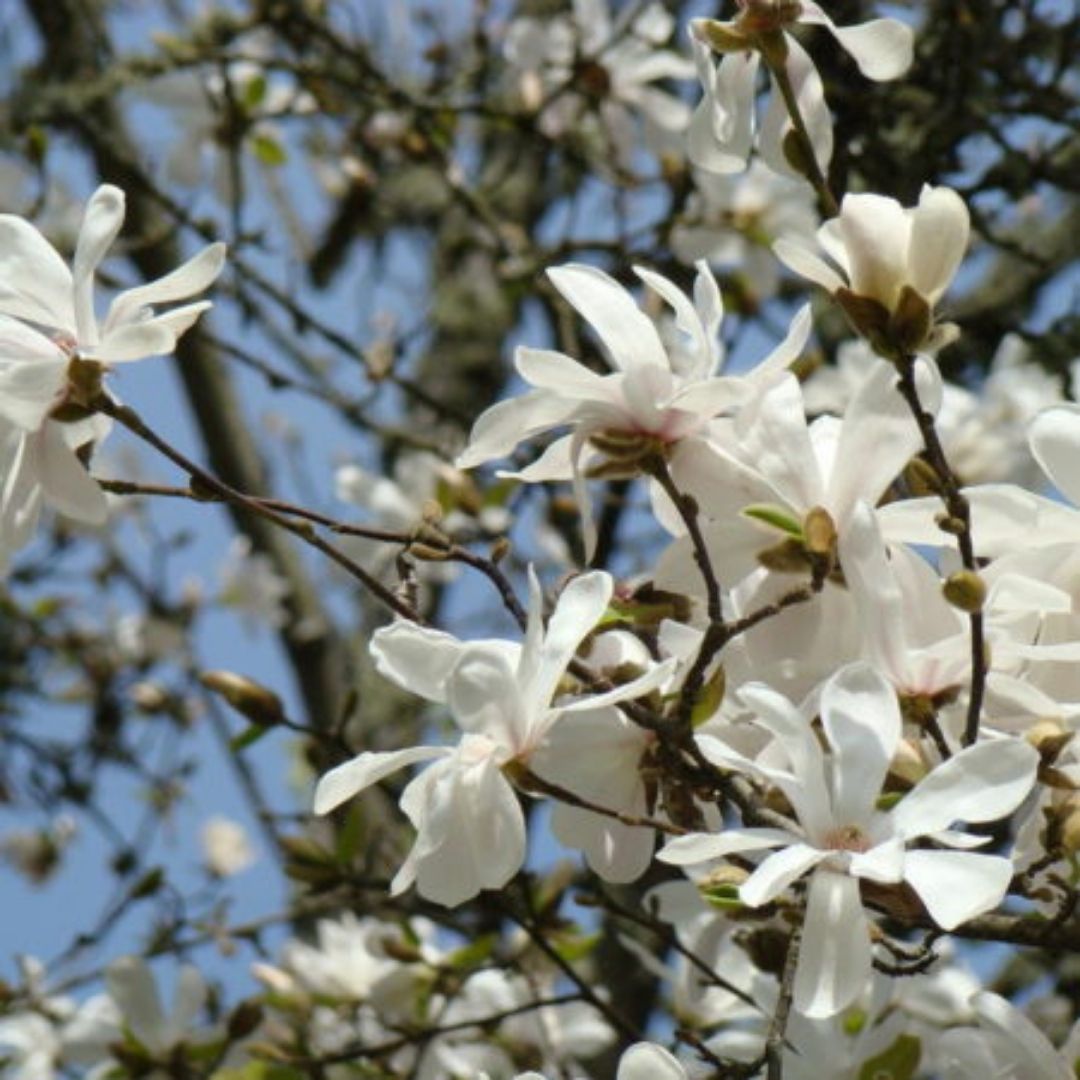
(1, 0, 1080, 1078)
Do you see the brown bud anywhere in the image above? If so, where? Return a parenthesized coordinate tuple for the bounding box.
(803, 505, 837, 559)
(888, 285, 933, 354)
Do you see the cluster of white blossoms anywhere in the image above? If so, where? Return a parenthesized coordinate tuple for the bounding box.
(0, 183, 224, 571)
(5, 3, 1080, 1078)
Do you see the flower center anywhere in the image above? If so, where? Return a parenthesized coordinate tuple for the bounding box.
(823, 825, 871, 853)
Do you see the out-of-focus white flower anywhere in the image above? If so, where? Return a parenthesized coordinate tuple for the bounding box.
(688, 2, 912, 178)
(218, 536, 290, 631)
(105, 956, 207, 1057)
(775, 186, 969, 356)
(672, 161, 819, 303)
(504, 0, 693, 166)
(938, 992, 1080, 1079)
(200, 815, 256, 877)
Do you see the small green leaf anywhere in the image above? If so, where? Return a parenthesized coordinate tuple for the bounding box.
(742, 504, 803, 537)
(241, 74, 268, 110)
(251, 132, 287, 166)
(858, 1034, 921, 1080)
(230, 724, 270, 753)
(446, 933, 497, 971)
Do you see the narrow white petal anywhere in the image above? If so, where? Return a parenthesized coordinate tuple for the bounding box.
(91, 321, 176, 363)
(800, 5, 914, 81)
(547, 264, 668, 371)
(72, 185, 126, 345)
(903, 850, 1014, 930)
(793, 870, 871, 1018)
(820, 662, 900, 825)
(890, 738, 1038, 840)
(658, 828, 792, 867)
(105, 242, 226, 330)
(515, 346, 611, 398)
(105, 957, 167, 1054)
(849, 836, 905, 883)
(448, 647, 528, 748)
(41, 422, 108, 523)
(739, 842, 826, 906)
(312, 745, 447, 815)
(686, 37, 757, 174)
(455, 389, 572, 469)
(837, 192, 911, 309)
(1029, 404, 1080, 509)
(167, 967, 207, 1048)
(530, 570, 613, 709)
(773, 235, 845, 294)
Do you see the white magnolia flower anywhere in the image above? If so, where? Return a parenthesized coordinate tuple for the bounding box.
(775, 185, 969, 355)
(660, 663, 1038, 1018)
(457, 261, 809, 555)
(0, 184, 224, 568)
(313, 570, 672, 906)
(200, 815, 256, 877)
(671, 161, 819, 303)
(504, 0, 693, 165)
(938, 992, 1080, 1080)
(105, 956, 207, 1057)
(689, 2, 913, 177)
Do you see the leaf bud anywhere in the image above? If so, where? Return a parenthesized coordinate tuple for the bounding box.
(942, 570, 987, 613)
(803, 505, 837, 559)
(200, 670, 286, 727)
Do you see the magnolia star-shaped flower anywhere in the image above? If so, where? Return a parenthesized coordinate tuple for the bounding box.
(457, 260, 808, 555)
(660, 662, 1037, 1018)
(313, 569, 672, 906)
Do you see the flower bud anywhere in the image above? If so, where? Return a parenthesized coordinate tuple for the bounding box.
(942, 570, 987, 613)
(803, 505, 837, 560)
(200, 670, 285, 727)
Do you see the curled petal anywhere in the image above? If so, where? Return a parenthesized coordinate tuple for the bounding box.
(908, 185, 970, 305)
(903, 850, 1014, 930)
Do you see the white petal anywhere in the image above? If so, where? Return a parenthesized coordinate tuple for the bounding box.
(167, 967, 207, 1047)
(370, 621, 473, 702)
(972, 992, 1073, 1080)
(837, 192, 911, 309)
(889, 738, 1038, 840)
(739, 842, 827, 906)
(91, 320, 177, 363)
(759, 37, 832, 180)
(903, 850, 1014, 930)
(72, 185, 126, 345)
(449, 647, 528, 749)
(1029, 404, 1080, 508)
(0, 215, 75, 329)
(409, 756, 526, 906)
(105, 957, 166, 1054)
(634, 264, 713, 379)
(773, 234, 845, 294)
(514, 346, 611, 398)
(658, 827, 792, 867)
(546, 264, 668, 371)
(800, 5, 914, 81)
(617, 1042, 688, 1080)
(687, 36, 757, 174)
(40, 422, 108, 523)
(828, 359, 923, 524)
(849, 836, 905, 883)
(551, 801, 654, 884)
(0, 327, 68, 430)
(820, 662, 901, 825)
(909, 185, 970, 305)
(455, 388, 572, 469)
(312, 745, 447, 815)
(794, 870, 871, 1018)
(563, 656, 677, 713)
(105, 242, 226, 331)
(528, 570, 613, 709)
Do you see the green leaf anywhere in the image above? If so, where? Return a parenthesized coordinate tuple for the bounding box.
(230, 724, 270, 754)
(857, 1034, 921, 1080)
(742, 504, 803, 537)
(552, 930, 600, 964)
(446, 933, 497, 971)
(251, 132, 287, 166)
(241, 74, 268, 110)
